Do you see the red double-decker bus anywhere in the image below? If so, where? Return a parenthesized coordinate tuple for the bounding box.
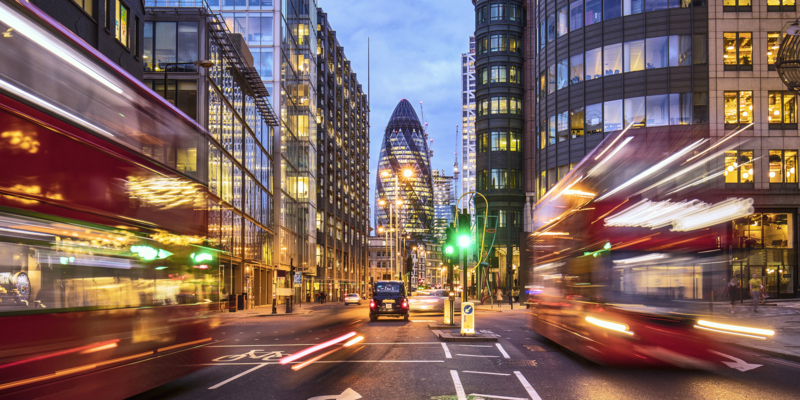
(0, 1, 219, 398)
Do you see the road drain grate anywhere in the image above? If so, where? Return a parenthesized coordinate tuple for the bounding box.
(496, 359, 538, 367)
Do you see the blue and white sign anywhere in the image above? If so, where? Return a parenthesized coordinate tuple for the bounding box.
(294, 272, 302, 285)
(464, 304, 474, 315)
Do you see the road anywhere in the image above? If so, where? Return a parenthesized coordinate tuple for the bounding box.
(132, 304, 800, 400)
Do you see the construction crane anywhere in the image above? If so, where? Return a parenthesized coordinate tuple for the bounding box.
(419, 101, 433, 158)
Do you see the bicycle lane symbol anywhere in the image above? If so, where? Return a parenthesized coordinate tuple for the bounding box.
(212, 350, 288, 362)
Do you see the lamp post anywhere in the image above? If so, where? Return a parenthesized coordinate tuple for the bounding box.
(162, 60, 214, 100)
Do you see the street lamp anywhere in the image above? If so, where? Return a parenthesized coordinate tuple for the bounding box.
(162, 60, 214, 99)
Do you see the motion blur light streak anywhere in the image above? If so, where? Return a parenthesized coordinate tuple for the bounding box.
(671, 198, 754, 232)
(585, 316, 633, 335)
(343, 336, 365, 347)
(595, 122, 635, 161)
(586, 137, 634, 178)
(694, 326, 768, 339)
(612, 254, 666, 265)
(278, 332, 357, 365)
(605, 198, 755, 232)
(683, 123, 754, 165)
(79, 342, 118, 354)
(0, 2, 123, 94)
(596, 139, 707, 201)
(697, 320, 775, 337)
(290, 347, 342, 371)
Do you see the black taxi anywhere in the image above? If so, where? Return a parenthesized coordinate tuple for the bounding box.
(369, 280, 409, 321)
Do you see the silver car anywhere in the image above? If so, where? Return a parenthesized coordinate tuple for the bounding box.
(344, 293, 362, 305)
(408, 290, 460, 312)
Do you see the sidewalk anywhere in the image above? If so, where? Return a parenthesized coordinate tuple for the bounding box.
(702, 300, 800, 361)
(218, 303, 317, 318)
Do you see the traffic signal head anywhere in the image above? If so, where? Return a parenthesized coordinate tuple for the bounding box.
(445, 245, 454, 255)
(458, 234, 471, 248)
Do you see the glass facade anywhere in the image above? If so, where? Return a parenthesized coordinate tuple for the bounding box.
(462, 37, 477, 211)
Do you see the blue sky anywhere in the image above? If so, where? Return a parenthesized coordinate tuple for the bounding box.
(318, 0, 475, 225)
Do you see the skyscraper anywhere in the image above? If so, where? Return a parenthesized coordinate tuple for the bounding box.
(461, 37, 477, 212)
(375, 100, 435, 236)
(432, 169, 456, 241)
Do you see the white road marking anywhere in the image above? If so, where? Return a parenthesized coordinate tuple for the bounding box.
(452, 345, 493, 348)
(463, 371, 511, 376)
(202, 360, 446, 366)
(709, 350, 763, 372)
(456, 354, 499, 358)
(468, 394, 526, 400)
(208, 363, 269, 389)
(209, 342, 442, 347)
(496, 343, 511, 359)
(450, 370, 467, 400)
(442, 343, 452, 359)
(308, 388, 362, 400)
(514, 371, 542, 400)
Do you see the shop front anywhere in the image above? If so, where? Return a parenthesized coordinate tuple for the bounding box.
(730, 211, 797, 299)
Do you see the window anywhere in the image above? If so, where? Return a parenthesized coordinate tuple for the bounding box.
(768, 91, 797, 128)
(767, 0, 795, 12)
(115, 1, 130, 47)
(557, 59, 569, 90)
(510, 35, 521, 53)
(490, 34, 507, 52)
(768, 32, 780, 70)
(768, 150, 798, 184)
(509, 4, 522, 21)
(604, 43, 622, 76)
(491, 66, 507, 83)
(557, 6, 569, 37)
(645, 36, 669, 69)
(624, 0, 645, 15)
(585, 47, 602, 80)
(570, 53, 584, 84)
(693, 34, 708, 65)
(478, 99, 489, 116)
(571, 107, 585, 138)
(549, 115, 557, 145)
(491, 169, 508, 189)
(72, 0, 93, 17)
(624, 40, 645, 72)
(723, 0, 752, 12)
(145, 80, 198, 121)
(498, 210, 507, 227)
(585, 0, 602, 26)
(477, 36, 488, 55)
(144, 21, 199, 72)
(624, 96, 645, 128)
(510, 132, 521, 151)
(586, 103, 603, 134)
(539, 122, 547, 149)
(646, 94, 669, 126)
(478, 132, 488, 152)
(724, 91, 754, 125)
(548, 64, 556, 93)
(724, 150, 755, 184)
(669, 93, 693, 125)
(540, 20, 546, 49)
(476, 5, 488, 24)
(558, 111, 569, 142)
(604, 100, 623, 132)
(478, 170, 488, 190)
(247, 13, 274, 46)
(491, 132, 508, 151)
(605, 0, 622, 20)
(539, 71, 547, 100)
(646, 0, 669, 11)
(490, 3, 505, 21)
(510, 97, 522, 115)
(547, 13, 556, 43)
(490, 97, 507, 114)
(509, 66, 521, 84)
(723, 32, 753, 71)
(570, 0, 584, 31)
(133, 17, 139, 58)
(669, 35, 692, 66)
(479, 67, 488, 85)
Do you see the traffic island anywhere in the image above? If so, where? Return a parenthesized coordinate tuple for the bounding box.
(428, 323, 461, 329)
(432, 329, 498, 342)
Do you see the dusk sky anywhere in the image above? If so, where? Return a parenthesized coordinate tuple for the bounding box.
(319, 0, 475, 225)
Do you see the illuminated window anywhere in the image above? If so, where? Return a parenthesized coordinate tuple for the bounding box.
(491, 132, 508, 151)
(557, 6, 569, 37)
(509, 66, 521, 84)
(490, 97, 507, 114)
(549, 115, 557, 145)
(490, 4, 505, 21)
(478, 133, 488, 152)
(539, 122, 547, 149)
(768, 91, 797, 128)
(767, 32, 780, 70)
(548, 64, 556, 93)
(540, 71, 547, 99)
(72, 0, 93, 17)
(724, 150, 755, 184)
(724, 91, 753, 125)
(478, 99, 489, 116)
(510, 132, 521, 151)
(604, 100, 622, 131)
(490, 34, 507, 52)
(570, 0, 583, 31)
(586, 103, 602, 134)
(115, 1, 130, 47)
(510, 98, 522, 115)
(498, 210, 507, 227)
(586, 0, 602, 26)
(767, 0, 795, 11)
(604, 43, 622, 76)
(557, 58, 569, 89)
(558, 111, 569, 142)
(723, 32, 753, 70)
(723, 0, 752, 12)
(624, 96, 645, 128)
(477, 36, 488, 55)
(571, 107, 585, 138)
(624, 39, 645, 72)
(585, 47, 602, 80)
(547, 13, 556, 42)
(491, 66, 507, 83)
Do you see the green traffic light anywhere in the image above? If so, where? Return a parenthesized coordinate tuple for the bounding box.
(445, 245, 454, 254)
(458, 235, 471, 248)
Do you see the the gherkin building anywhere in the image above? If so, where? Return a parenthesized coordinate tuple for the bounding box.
(375, 99, 434, 235)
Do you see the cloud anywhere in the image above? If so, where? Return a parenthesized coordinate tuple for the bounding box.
(319, 0, 474, 227)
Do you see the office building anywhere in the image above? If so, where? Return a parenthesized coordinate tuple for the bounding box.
(432, 169, 456, 241)
(462, 36, 477, 211)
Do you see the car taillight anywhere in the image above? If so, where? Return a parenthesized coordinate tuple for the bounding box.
(369, 300, 376, 308)
(402, 299, 408, 308)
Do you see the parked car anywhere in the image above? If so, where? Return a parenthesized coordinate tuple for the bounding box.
(369, 281, 408, 321)
(344, 293, 362, 305)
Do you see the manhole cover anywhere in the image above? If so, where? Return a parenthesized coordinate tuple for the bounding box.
(524, 345, 553, 352)
(496, 359, 538, 367)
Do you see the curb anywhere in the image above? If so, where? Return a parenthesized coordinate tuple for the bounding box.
(428, 324, 461, 329)
(433, 329, 498, 342)
(728, 342, 800, 364)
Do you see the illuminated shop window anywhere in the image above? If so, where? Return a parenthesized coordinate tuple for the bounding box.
(769, 150, 798, 184)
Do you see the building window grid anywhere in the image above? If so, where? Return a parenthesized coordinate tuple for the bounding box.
(768, 150, 799, 184)
(768, 91, 798, 129)
(723, 32, 753, 71)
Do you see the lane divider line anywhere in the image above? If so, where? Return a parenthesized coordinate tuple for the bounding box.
(514, 371, 542, 400)
(462, 371, 511, 376)
(456, 354, 499, 358)
(450, 370, 467, 400)
(158, 337, 212, 353)
(496, 343, 511, 359)
(208, 363, 269, 389)
(442, 343, 452, 359)
(468, 394, 526, 400)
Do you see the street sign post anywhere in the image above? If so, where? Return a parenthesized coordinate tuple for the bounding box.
(461, 302, 474, 335)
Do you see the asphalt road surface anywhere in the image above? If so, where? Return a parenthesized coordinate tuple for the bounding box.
(131, 304, 800, 400)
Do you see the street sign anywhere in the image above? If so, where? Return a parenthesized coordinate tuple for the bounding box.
(294, 272, 302, 285)
(461, 302, 474, 335)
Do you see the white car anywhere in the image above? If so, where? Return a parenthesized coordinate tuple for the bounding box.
(344, 293, 362, 305)
(408, 290, 460, 312)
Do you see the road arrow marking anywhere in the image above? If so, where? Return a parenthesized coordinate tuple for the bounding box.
(308, 388, 361, 400)
(710, 350, 763, 372)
